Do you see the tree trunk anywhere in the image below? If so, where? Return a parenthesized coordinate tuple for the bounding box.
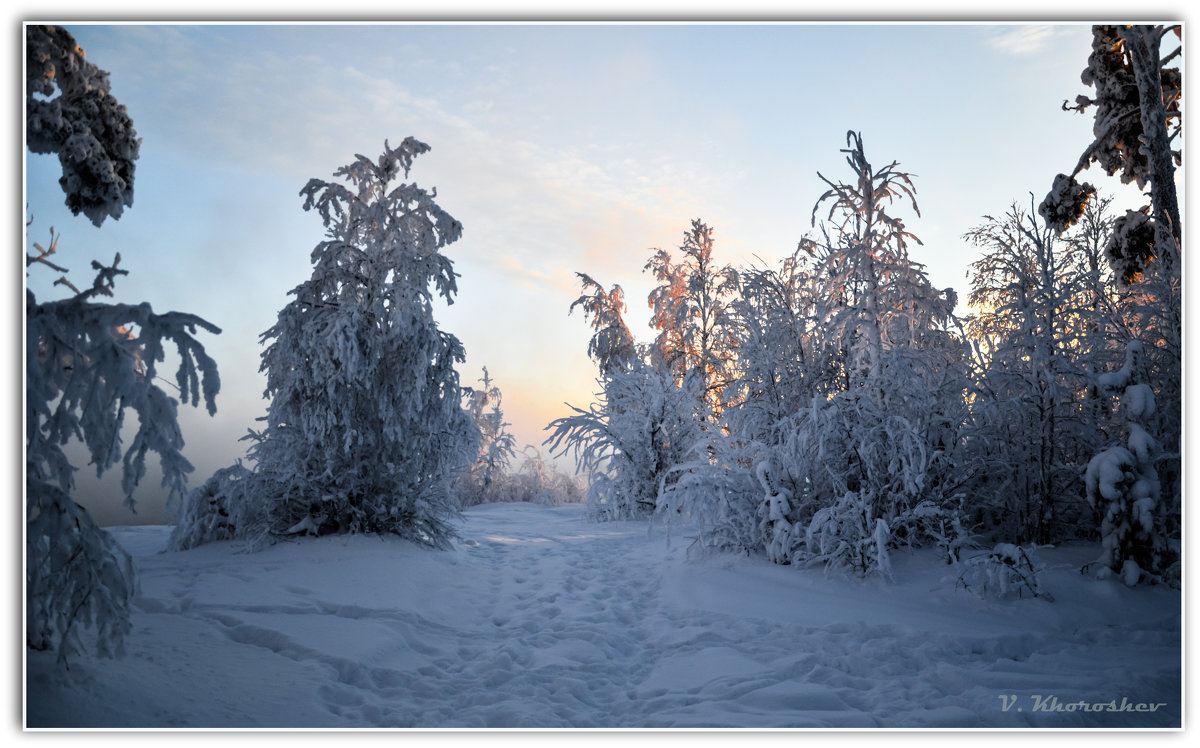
(1119, 25, 1181, 268)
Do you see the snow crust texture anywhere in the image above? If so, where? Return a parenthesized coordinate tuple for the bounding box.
(26, 504, 1180, 729)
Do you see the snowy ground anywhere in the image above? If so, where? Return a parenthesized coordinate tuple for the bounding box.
(26, 503, 1181, 729)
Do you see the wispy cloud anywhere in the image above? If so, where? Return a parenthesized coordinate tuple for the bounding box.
(986, 26, 1065, 56)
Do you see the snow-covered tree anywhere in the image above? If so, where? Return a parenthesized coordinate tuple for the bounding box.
(724, 246, 838, 435)
(664, 248, 841, 561)
(456, 368, 517, 507)
(551, 270, 707, 521)
(1043, 24, 1181, 279)
(659, 251, 828, 559)
(175, 139, 478, 549)
(1061, 194, 1134, 448)
(546, 362, 706, 521)
(1040, 27, 1181, 458)
(568, 273, 637, 376)
(809, 131, 921, 396)
(802, 132, 966, 536)
(644, 219, 738, 411)
(660, 134, 968, 572)
(27, 259, 221, 662)
(962, 202, 1104, 543)
(26, 25, 140, 226)
(25, 26, 220, 662)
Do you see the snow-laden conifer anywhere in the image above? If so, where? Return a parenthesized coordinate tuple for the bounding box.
(252, 138, 477, 545)
(1042, 29, 1181, 569)
(175, 139, 478, 549)
(1085, 341, 1176, 585)
(1045, 24, 1181, 276)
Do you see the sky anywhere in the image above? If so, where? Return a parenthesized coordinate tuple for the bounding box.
(18, 14, 1184, 526)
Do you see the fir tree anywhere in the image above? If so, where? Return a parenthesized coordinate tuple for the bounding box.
(177, 139, 478, 549)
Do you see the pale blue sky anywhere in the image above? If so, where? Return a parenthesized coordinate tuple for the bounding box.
(22, 21, 1171, 525)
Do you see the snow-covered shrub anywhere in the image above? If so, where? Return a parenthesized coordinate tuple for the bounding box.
(891, 499, 976, 565)
(658, 429, 765, 558)
(26, 26, 140, 226)
(167, 462, 256, 550)
(782, 386, 958, 577)
(792, 384, 950, 544)
(803, 491, 892, 579)
(956, 543, 1053, 601)
(754, 459, 798, 564)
